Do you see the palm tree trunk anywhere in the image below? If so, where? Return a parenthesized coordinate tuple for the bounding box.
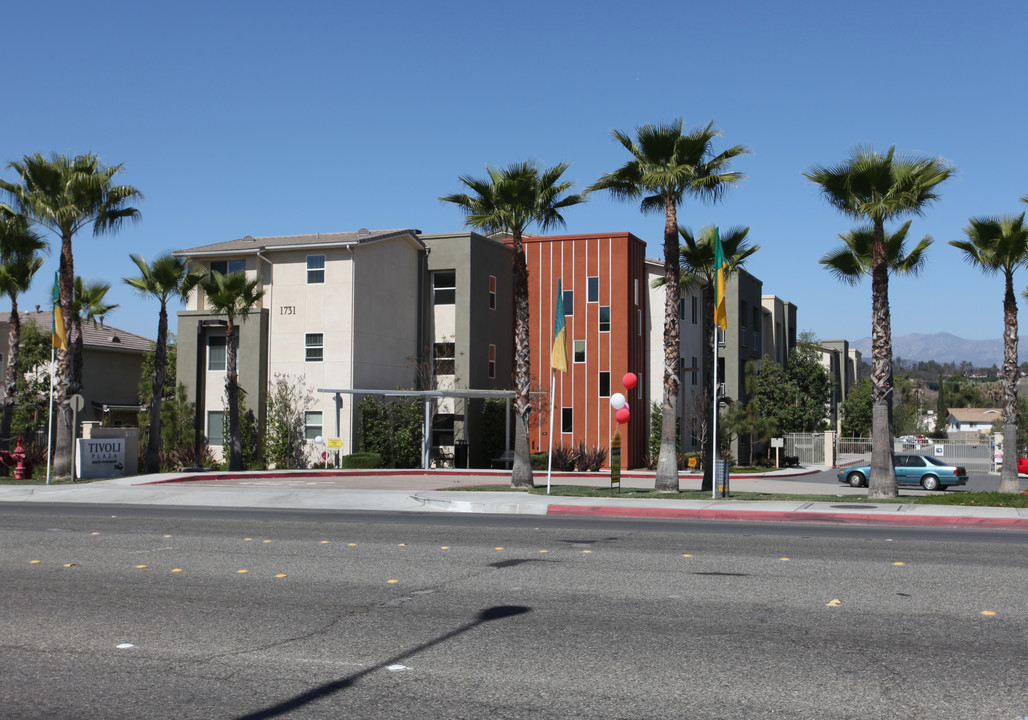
(999, 270, 1020, 493)
(226, 323, 243, 471)
(144, 304, 169, 474)
(1, 306, 21, 451)
(52, 236, 76, 477)
(868, 220, 897, 499)
(655, 198, 681, 492)
(510, 231, 534, 489)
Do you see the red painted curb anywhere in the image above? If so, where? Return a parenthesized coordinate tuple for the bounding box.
(546, 504, 1028, 529)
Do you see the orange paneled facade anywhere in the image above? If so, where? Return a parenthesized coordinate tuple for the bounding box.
(520, 233, 648, 468)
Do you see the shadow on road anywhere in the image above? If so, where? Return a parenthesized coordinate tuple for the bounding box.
(234, 605, 532, 720)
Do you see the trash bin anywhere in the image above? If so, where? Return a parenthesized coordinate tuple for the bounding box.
(454, 441, 469, 469)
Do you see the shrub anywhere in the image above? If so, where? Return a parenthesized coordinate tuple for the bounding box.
(550, 443, 578, 471)
(575, 442, 607, 472)
(162, 441, 217, 470)
(530, 452, 549, 470)
(342, 452, 381, 469)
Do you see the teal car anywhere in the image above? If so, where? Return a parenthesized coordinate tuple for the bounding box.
(837, 454, 968, 491)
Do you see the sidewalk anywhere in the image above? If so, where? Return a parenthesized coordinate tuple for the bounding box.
(1, 467, 1026, 530)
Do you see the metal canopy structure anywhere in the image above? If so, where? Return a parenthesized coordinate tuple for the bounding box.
(316, 388, 517, 469)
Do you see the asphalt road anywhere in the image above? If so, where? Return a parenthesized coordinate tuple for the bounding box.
(789, 467, 1005, 493)
(2, 505, 1026, 720)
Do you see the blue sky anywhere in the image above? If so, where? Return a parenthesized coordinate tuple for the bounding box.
(4, 0, 1026, 350)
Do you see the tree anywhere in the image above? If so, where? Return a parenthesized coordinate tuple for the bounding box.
(200, 270, 265, 471)
(0, 208, 46, 448)
(10, 321, 51, 445)
(950, 213, 1028, 493)
(806, 147, 953, 498)
(0, 153, 141, 476)
(124, 254, 205, 473)
(751, 357, 795, 432)
(70, 277, 118, 400)
(265, 374, 315, 469)
(721, 360, 775, 465)
(840, 378, 873, 437)
(787, 334, 833, 432)
(590, 120, 747, 492)
(441, 161, 585, 489)
(678, 224, 759, 488)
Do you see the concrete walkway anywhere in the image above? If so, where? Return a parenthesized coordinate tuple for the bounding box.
(1, 467, 1026, 530)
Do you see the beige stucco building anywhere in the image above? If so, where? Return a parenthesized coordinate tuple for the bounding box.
(175, 229, 425, 460)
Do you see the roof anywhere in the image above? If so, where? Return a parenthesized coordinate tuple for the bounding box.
(947, 408, 1003, 423)
(174, 228, 423, 256)
(0, 310, 154, 353)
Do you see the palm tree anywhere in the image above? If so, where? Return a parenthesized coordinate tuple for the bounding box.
(805, 146, 952, 499)
(440, 161, 586, 489)
(950, 213, 1028, 493)
(123, 254, 205, 473)
(0, 209, 47, 447)
(590, 120, 747, 492)
(70, 278, 119, 400)
(200, 270, 265, 471)
(0, 153, 141, 476)
(678, 225, 758, 488)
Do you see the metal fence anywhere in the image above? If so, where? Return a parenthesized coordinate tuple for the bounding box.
(837, 436, 872, 468)
(783, 433, 827, 466)
(896, 440, 993, 472)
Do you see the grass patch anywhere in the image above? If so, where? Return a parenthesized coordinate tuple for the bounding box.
(446, 484, 1028, 507)
(0, 475, 114, 486)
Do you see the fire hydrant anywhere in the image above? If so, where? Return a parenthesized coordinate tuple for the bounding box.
(11, 438, 31, 480)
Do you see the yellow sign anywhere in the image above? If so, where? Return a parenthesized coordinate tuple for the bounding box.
(688, 456, 697, 468)
(326, 438, 343, 449)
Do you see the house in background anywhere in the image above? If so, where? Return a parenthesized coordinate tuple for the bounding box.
(946, 407, 1002, 440)
(0, 310, 152, 430)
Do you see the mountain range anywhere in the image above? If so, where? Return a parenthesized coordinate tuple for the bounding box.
(850, 332, 1024, 367)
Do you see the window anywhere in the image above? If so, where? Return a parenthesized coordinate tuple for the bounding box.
(433, 271, 455, 304)
(305, 333, 324, 362)
(434, 342, 455, 375)
(574, 340, 586, 363)
(561, 407, 573, 434)
(599, 306, 610, 332)
(678, 297, 686, 320)
(636, 371, 643, 399)
(563, 290, 573, 314)
(678, 357, 686, 388)
(207, 411, 225, 446)
(489, 275, 496, 310)
(692, 356, 698, 386)
(431, 414, 455, 446)
(307, 255, 325, 284)
(692, 296, 698, 324)
(488, 344, 496, 379)
(637, 309, 642, 335)
(305, 411, 323, 441)
(208, 336, 226, 371)
(634, 278, 639, 306)
(210, 260, 245, 275)
(599, 371, 610, 397)
(587, 276, 599, 302)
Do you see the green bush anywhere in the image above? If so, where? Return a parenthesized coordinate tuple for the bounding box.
(342, 452, 382, 469)
(530, 452, 549, 470)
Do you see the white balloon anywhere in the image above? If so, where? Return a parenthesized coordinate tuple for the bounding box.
(610, 393, 626, 410)
(315, 435, 324, 444)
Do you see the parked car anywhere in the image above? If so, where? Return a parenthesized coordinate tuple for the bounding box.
(837, 454, 968, 491)
(1018, 456, 1028, 475)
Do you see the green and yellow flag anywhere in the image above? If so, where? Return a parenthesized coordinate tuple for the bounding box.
(713, 227, 728, 331)
(551, 278, 568, 372)
(52, 272, 68, 351)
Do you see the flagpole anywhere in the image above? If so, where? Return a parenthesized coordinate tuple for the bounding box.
(546, 367, 555, 495)
(45, 345, 54, 485)
(711, 322, 718, 499)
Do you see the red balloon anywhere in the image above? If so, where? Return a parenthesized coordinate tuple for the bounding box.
(615, 407, 631, 424)
(622, 372, 638, 390)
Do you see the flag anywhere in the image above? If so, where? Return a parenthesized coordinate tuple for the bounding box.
(52, 272, 68, 351)
(551, 279, 568, 372)
(713, 227, 728, 331)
